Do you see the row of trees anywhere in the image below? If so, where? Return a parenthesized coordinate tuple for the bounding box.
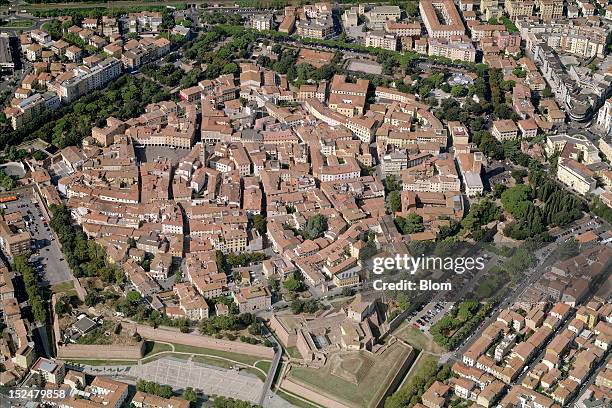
(0, 169, 16, 190)
(2, 75, 169, 150)
(199, 313, 256, 336)
(430, 301, 494, 350)
(473, 246, 536, 300)
(213, 396, 261, 408)
(14, 256, 47, 323)
(384, 358, 451, 408)
(49, 204, 121, 283)
(136, 380, 173, 399)
(489, 68, 520, 121)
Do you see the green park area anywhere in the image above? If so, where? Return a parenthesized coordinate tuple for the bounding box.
(396, 326, 445, 354)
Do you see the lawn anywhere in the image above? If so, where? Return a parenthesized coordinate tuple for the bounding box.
(192, 355, 234, 369)
(141, 353, 190, 364)
(67, 359, 137, 366)
(255, 360, 271, 374)
(396, 326, 445, 354)
(51, 280, 74, 294)
(143, 341, 173, 357)
(171, 343, 268, 366)
(285, 346, 301, 358)
(0, 19, 34, 28)
(287, 342, 413, 408)
(243, 367, 267, 382)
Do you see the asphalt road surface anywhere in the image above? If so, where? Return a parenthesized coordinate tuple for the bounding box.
(4, 190, 73, 286)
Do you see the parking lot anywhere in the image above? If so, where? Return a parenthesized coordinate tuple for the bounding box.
(129, 357, 264, 403)
(3, 191, 72, 286)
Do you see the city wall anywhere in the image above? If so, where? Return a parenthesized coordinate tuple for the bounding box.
(129, 322, 275, 359)
(280, 377, 355, 408)
(373, 343, 416, 408)
(56, 343, 144, 360)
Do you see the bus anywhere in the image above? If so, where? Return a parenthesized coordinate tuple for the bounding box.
(0, 195, 18, 204)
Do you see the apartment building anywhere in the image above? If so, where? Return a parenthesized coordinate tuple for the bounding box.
(365, 31, 398, 51)
(364, 5, 401, 29)
(251, 14, 273, 31)
(345, 116, 378, 143)
(384, 21, 421, 37)
(128, 11, 163, 33)
(427, 36, 476, 62)
(328, 74, 369, 117)
(491, 119, 518, 141)
(557, 158, 596, 195)
(597, 98, 612, 134)
(52, 58, 122, 103)
(4, 91, 60, 130)
(89, 376, 129, 408)
(31, 358, 65, 385)
(537, 0, 563, 21)
(420, 0, 466, 39)
(506, 0, 534, 20)
(233, 285, 272, 313)
(121, 38, 171, 69)
(0, 220, 31, 257)
(545, 134, 601, 165)
(296, 14, 334, 39)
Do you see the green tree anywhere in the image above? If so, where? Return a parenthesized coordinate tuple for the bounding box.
(501, 185, 532, 217)
(395, 214, 424, 234)
(183, 387, 197, 406)
(252, 214, 267, 234)
(283, 273, 304, 292)
(127, 291, 141, 303)
(302, 214, 328, 240)
(388, 190, 402, 212)
(450, 85, 467, 97)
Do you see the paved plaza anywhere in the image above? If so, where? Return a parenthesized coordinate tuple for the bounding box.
(129, 357, 264, 403)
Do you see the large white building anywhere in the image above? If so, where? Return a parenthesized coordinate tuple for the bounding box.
(365, 31, 398, 51)
(427, 36, 476, 62)
(597, 98, 612, 134)
(557, 158, 596, 195)
(420, 0, 465, 39)
(52, 58, 122, 103)
(251, 14, 273, 31)
(364, 5, 401, 29)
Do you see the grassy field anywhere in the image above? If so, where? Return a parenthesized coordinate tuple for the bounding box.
(396, 326, 445, 354)
(141, 353, 190, 364)
(143, 341, 173, 357)
(67, 359, 137, 366)
(255, 360, 271, 374)
(171, 343, 267, 366)
(192, 355, 234, 369)
(285, 346, 301, 359)
(51, 280, 75, 294)
(243, 367, 267, 382)
(288, 342, 412, 408)
(0, 20, 35, 28)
